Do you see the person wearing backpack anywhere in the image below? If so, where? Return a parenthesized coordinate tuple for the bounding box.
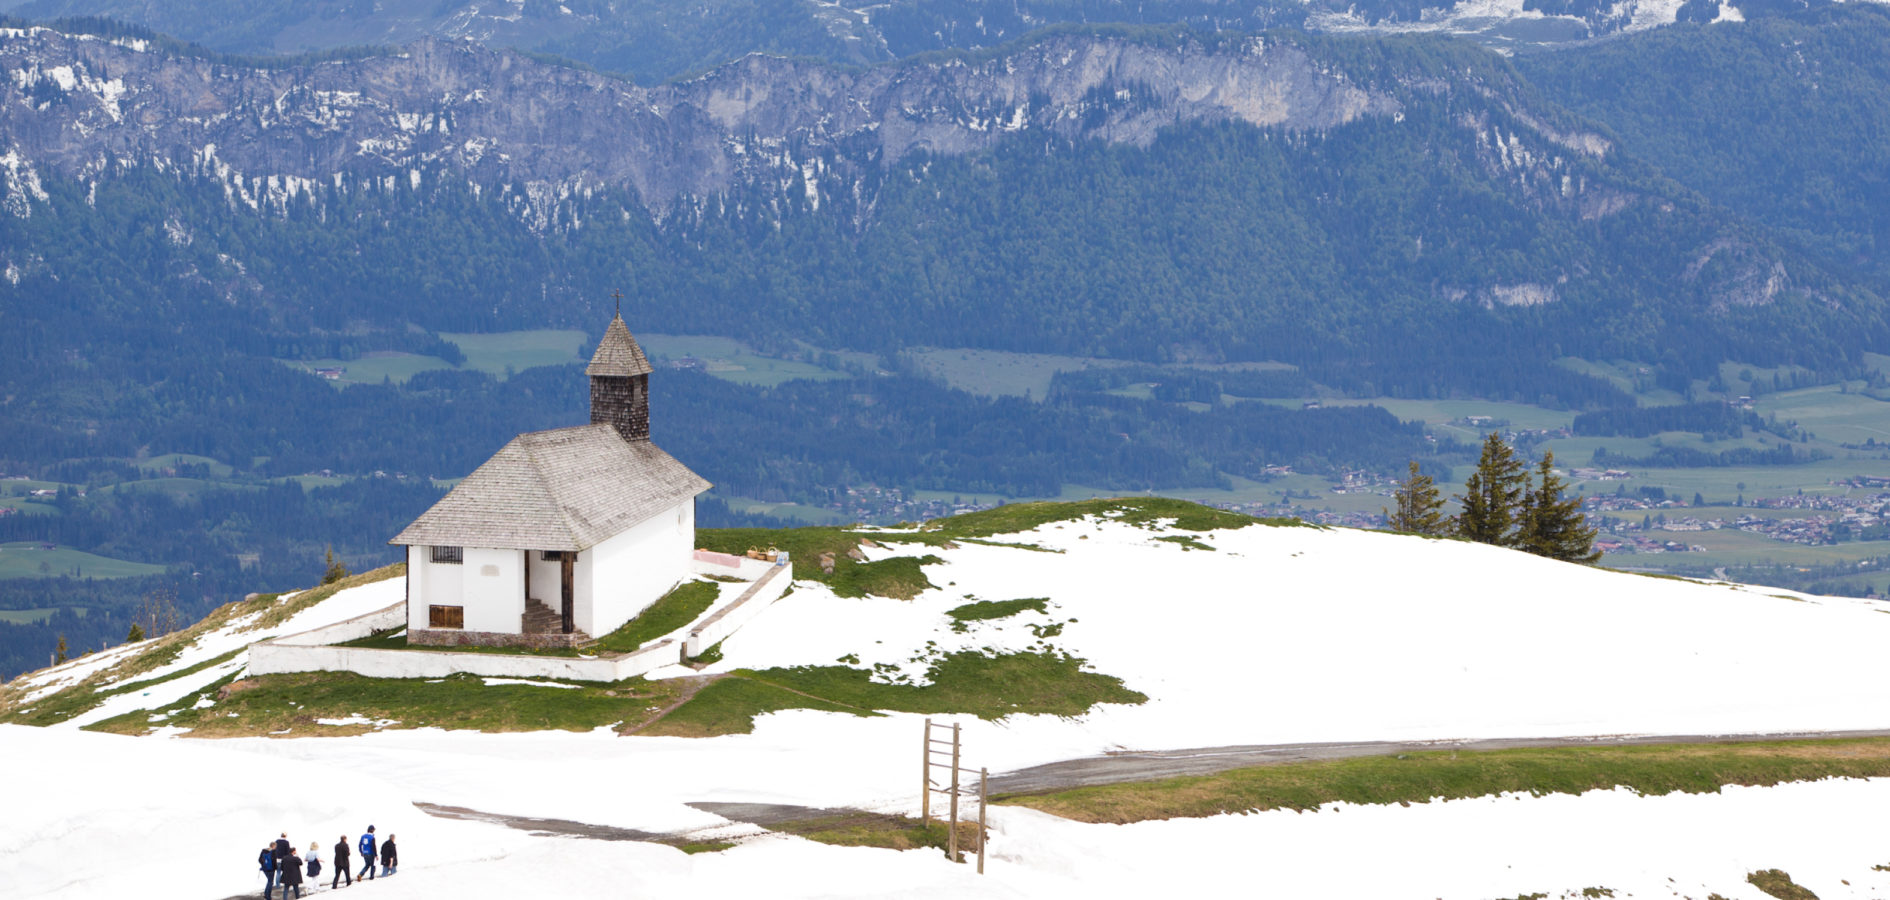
(379, 835, 397, 876)
(258, 843, 278, 897)
(331, 835, 352, 889)
(356, 827, 377, 882)
(305, 841, 323, 886)
(277, 846, 304, 900)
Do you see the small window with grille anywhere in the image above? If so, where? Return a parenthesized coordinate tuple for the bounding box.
(431, 545, 464, 564)
(541, 550, 567, 562)
(428, 605, 464, 629)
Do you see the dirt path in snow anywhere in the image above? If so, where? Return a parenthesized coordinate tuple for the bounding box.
(983, 728, 1890, 795)
(411, 801, 669, 841)
(376, 727, 1890, 857)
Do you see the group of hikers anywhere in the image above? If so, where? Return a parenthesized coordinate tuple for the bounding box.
(257, 826, 398, 898)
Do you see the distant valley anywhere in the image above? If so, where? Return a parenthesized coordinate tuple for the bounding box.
(2, 8, 1890, 678)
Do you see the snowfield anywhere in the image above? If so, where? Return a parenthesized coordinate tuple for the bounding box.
(7, 512, 1890, 899)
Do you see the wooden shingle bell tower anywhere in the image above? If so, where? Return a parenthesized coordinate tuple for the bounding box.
(587, 307, 654, 443)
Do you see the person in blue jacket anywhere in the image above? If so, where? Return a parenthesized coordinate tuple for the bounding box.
(257, 843, 277, 896)
(356, 826, 377, 881)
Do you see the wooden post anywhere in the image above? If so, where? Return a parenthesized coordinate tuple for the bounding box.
(978, 766, 988, 875)
(559, 554, 576, 634)
(920, 718, 932, 824)
(948, 722, 961, 863)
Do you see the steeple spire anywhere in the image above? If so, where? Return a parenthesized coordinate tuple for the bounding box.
(586, 312, 653, 378)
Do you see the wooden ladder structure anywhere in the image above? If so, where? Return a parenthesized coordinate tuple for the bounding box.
(920, 718, 988, 873)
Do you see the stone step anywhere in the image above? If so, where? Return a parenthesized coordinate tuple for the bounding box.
(523, 598, 572, 635)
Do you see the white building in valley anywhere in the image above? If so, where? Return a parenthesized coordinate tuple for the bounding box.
(391, 313, 710, 648)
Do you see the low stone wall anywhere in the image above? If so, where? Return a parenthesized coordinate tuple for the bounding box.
(685, 564, 793, 658)
(408, 628, 586, 650)
(692, 549, 779, 581)
(250, 563, 797, 682)
(269, 603, 405, 647)
(250, 633, 681, 682)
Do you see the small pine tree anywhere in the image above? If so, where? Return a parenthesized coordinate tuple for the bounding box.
(1456, 433, 1528, 547)
(1385, 461, 1450, 535)
(55, 634, 68, 664)
(126, 623, 145, 643)
(1518, 451, 1601, 564)
(321, 546, 351, 585)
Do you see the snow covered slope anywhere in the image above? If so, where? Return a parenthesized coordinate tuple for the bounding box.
(6, 507, 1890, 899)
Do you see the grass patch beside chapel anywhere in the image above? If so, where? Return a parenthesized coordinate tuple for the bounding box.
(90, 670, 698, 736)
(589, 580, 721, 653)
(642, 650, 1145, 737)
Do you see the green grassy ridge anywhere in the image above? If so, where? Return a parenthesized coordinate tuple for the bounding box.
(760, 812, 978, 856)
(647, 650, 1146, 737)
(695, 526, 941, 599)
(1000, 739, 1890, 824)
(699, 498, 1297, 601)
(946, 597, 1049, 622)
(641, 675, 874, 737)
(922, 497, 1291, 538)
(1747, 869, 1818, 900)
(107, 670, 688, 736)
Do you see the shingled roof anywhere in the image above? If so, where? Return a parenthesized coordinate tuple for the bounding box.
(585, 313, 653, 377)
(391, 425, 709, 551)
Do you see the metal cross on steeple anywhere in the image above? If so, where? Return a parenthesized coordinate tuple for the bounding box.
(612, 289, 623, 317)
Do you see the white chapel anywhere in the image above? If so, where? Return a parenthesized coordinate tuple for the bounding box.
(391, 313, 710, 648)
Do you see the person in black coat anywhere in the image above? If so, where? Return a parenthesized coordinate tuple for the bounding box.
(277, 848, 304, 900)
(379, 835, 397, 876)
(258, 844, 277, 897)
(332, 835, 352, 889)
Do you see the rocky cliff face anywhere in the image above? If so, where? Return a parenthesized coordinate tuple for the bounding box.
(0, 27, 1423, 222)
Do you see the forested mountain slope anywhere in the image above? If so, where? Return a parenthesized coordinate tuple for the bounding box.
(1, 22, 1878, 391)
(0, 0, 1765, 85)
(1524, 4, 1890, 284)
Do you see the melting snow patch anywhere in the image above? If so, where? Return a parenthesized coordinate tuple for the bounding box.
(315, 715, 402, 727)
(481, 677, 582, 689)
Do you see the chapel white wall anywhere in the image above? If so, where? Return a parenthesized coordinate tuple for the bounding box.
(461, 547, 525, 633)
(582, 499, 695, 636)
(408, 546, 468, 632)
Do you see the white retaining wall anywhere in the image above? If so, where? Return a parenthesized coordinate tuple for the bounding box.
(691, 550, 777, 581)
(251, 563, 797, 683)
(686, 564, 793, 657)
(251, 619, 683, 682)
(271, 603, 406, 648)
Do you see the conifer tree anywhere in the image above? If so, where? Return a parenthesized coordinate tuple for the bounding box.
(1385, 461, 1449, 535)
(126, 623, 145, 643)
(55, 634, 68, 665)
(1457, 432, 1528, 547)
(322, 546, 350, 585)
(1518, 451, 1601, 563)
